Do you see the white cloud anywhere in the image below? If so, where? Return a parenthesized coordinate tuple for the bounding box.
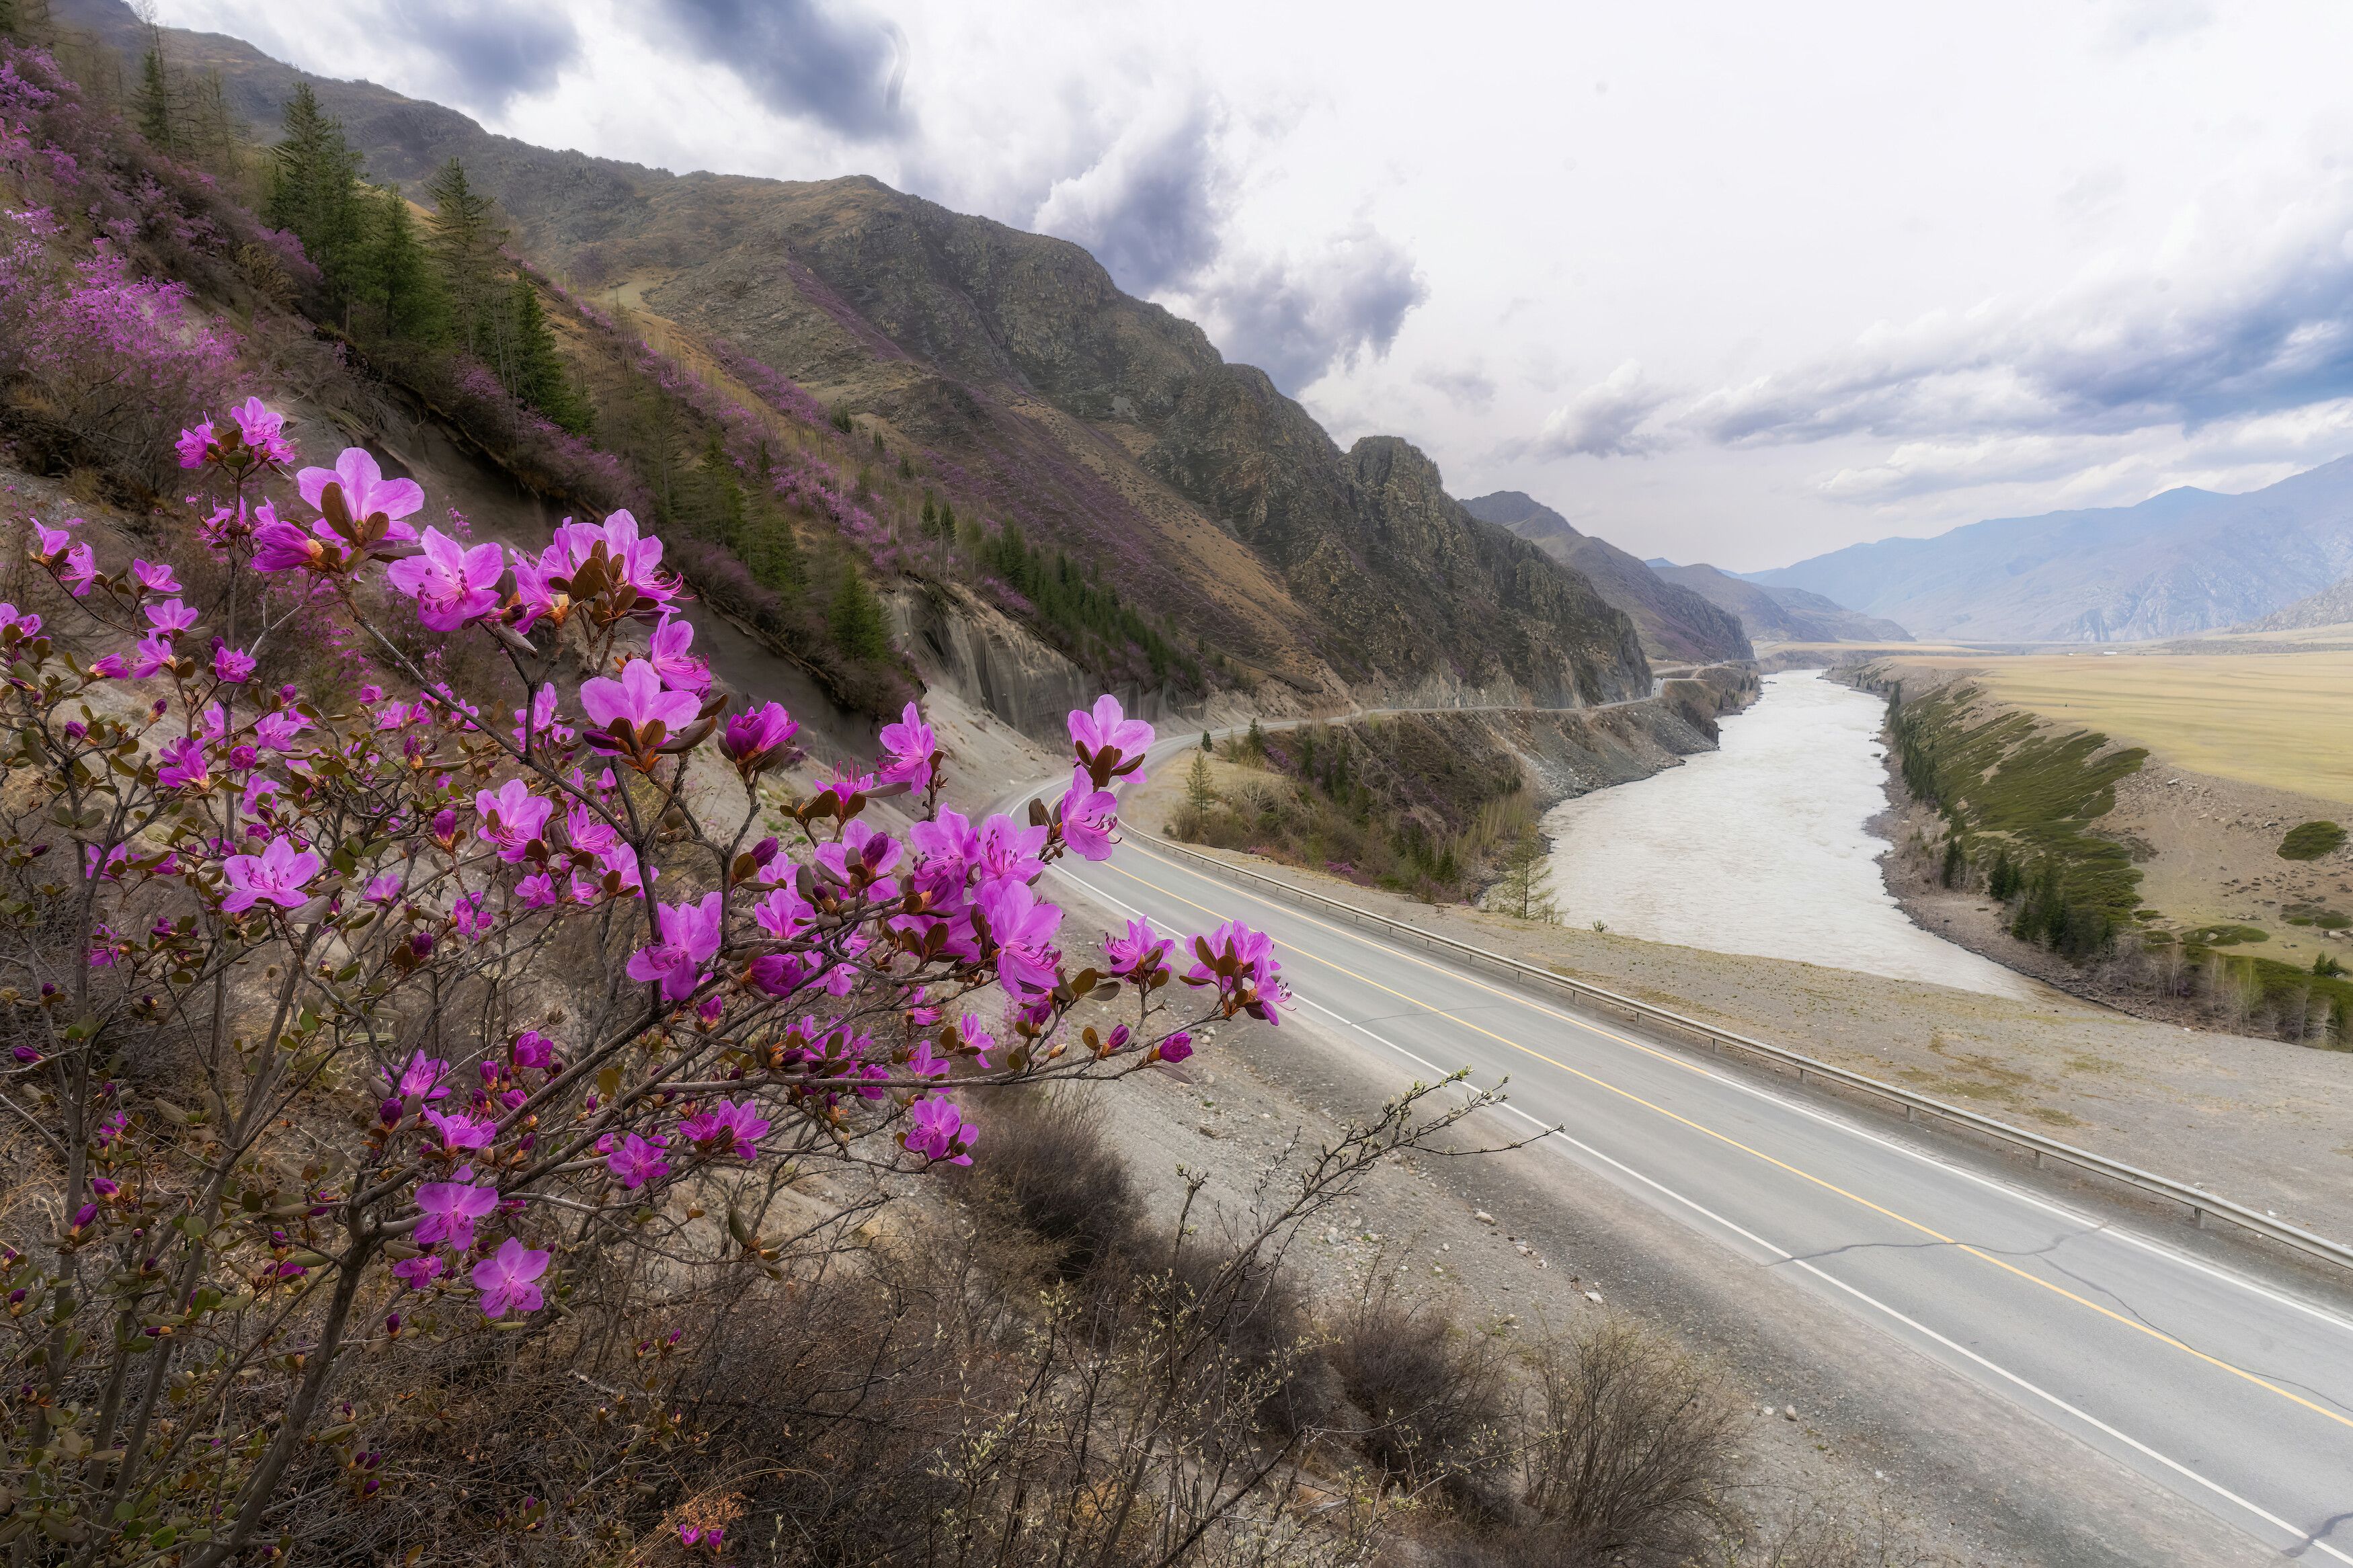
(1528, 362, 1673, 458)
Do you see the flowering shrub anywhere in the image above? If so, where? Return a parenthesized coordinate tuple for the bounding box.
(0, 206, 237, 485)
(0, 396, 1285, 1564)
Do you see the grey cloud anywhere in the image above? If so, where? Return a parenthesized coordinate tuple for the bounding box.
(1418, 365, 1497, 411)
(1032, 100, 1226, 294)
(1529, 362, 1672, 458)
(383, 0, 580, 113)
(651, 0, 907, 139)
(1201, 233, 1427, 395)
(1685, 193, 2353, 450)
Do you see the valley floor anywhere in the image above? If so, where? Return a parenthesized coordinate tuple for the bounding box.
(1119, 763, 2353, 1251)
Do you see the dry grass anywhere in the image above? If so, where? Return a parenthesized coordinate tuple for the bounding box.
(1884, 651, 2353, 804)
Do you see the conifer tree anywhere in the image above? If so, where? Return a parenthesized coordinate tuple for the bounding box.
(136, 39, 173, 151)
(361, 185, 442, 343)
(265, 85, 364, 302)
(424, 157, 506, 355)
(504, 278, 591, 432)
(1488, 828, 1558, 922)
(828, 567, 890, 661)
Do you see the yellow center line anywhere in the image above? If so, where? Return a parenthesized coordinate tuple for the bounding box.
(1093, 845, 2353, 1436)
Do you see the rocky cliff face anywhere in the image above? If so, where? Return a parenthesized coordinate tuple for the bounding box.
(1463, 490, 1753, 663)
(69, 0, 1650, 714)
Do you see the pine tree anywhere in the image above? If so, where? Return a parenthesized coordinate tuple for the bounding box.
(936, 498, 955, 539)
(693, 431, 748, 546)
(1200, 731, 1212, 752)
(919, 493, 936, 532)
(424, 158, 506, 356)
(1939, 836, 1963, 889)
(136, 38, 173, 152)
(504, 279, 590, 432)
(828, 568, 890, 661)
(1488, 828, 1558, 922)
(1187, 751, 1216, 815)
(265, 85, 364, 302)
(360, 185, 443, 343)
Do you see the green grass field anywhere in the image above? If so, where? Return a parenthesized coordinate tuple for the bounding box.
(1896, 651, 2353, 805)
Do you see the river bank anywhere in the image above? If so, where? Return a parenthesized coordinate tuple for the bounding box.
(1540, 671, 2034, 998)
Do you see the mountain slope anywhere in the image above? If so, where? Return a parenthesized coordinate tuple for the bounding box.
(67, 0, 1648, 709)
(2237, 572, 2353, 632)
(1461, 491, 1752, 663)
(1752, 460, 2353, 642)
(1645, 561, 1911, 645)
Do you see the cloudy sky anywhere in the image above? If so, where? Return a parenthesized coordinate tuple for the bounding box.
(157, 0, 2353, 569)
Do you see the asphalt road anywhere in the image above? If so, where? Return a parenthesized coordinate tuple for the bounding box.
(1020, 737, 2353, 1564)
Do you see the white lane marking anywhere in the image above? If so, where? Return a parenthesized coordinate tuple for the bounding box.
(1282, 987, 2353, 1567)
(1099, 848, 2353, 1343)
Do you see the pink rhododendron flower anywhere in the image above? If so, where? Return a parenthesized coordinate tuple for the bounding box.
(580, 658, 701, 747)
(413, 1181, 498, 1251)
(251, 712, 312, 753)
(563, 800, 621, 857)
(364, 872, 404, 905)
(1068, 695, 1154, 786)
(472, 1237, 549, 1319)
(57, 541, 96, 596)
(219, 835, 321, 913)
(1185, 920, 1289, 1024)
(0, 602, 40, 638)
(385, 527, 503, 631)
(605, 1132, 669, 1189)
(721, 700, 799, 774)
(974, 815, 1047, 886)
(298, 446, 422, 542)
(228, 396, 296, 465)
(130, 559, 180, 595)
(951, 1014, 994, 1067)
(383, 1050, 452, 1102)
(175, 421, 214, 468)
(130, 632, 175, 679)
(251, 505, 328, 574)
(156, 736, 210, 791)
(754, 884, 813, 940)
(904, 1096, 975, 1165)
(514, 872, 561, 909)
(1104, 916, 1171, 979)
(212, 643, 255, 684)
(1057, 768, 1119, 861)
(876, 701, 936, 786)
(551, 508, 676, 608)
(510, 1031, 555, 1070)
(978, 880, 1062, 999)
(143, 597, 197, 634)
(680, 1098, 769, 1161)
(1156, 1030, 1195, 1064)
(475, 778, 553, 860)
(392, 1255, 445, 1290)
(646, 613, 709, 694)
(450, 894, 494, 940)
(626, 891, 723, 1001)
(424, 1108, 495, 1151)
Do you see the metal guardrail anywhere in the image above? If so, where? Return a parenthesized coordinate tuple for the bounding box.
(1146, 836, 2353, 1277)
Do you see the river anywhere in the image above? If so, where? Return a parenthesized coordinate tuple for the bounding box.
(1540, 669, 2035, 999)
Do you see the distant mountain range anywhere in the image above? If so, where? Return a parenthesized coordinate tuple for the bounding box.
(1753, 456, 2353, 643)
(1460, 493, 1751, 663)
(1644, 562, 1913, 645)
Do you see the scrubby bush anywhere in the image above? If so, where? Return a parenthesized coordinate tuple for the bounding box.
(0, 397, 1305, 1564)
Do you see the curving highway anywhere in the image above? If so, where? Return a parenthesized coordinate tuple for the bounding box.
(1019, 732, 2353, 1564)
